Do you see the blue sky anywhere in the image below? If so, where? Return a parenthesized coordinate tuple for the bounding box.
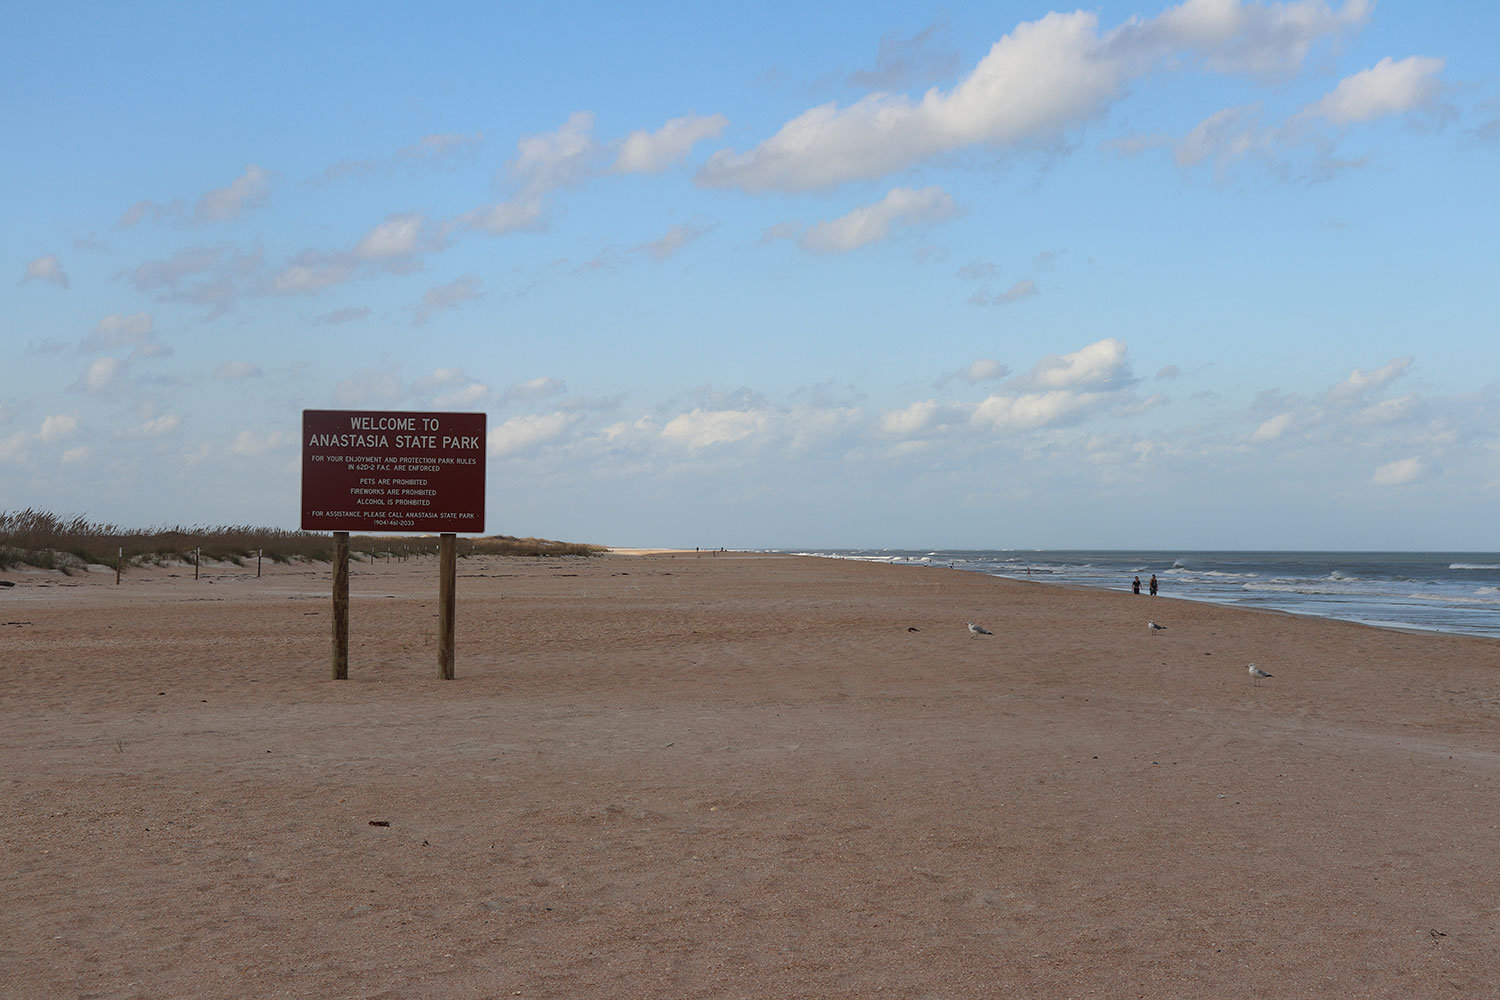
(5, 0, 1499, 549)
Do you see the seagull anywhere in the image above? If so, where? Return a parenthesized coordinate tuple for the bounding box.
(1248, 663, 1273, 686)
(968, 621, 994, 639)
(1148, 620, 1167, 635)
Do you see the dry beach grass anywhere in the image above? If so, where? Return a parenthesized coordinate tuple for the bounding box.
(3, 551, 1499, 997)
(0, 507, 601, 573)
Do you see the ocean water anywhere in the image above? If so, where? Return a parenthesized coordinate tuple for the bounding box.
(785, 549, 1500, 640)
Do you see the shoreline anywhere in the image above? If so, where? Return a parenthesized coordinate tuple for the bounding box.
(792, 547, 1500, 642)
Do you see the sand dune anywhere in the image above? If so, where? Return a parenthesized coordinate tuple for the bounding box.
(4, 551, 1498, 997)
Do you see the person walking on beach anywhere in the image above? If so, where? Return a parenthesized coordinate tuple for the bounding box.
(1149, 574, 1158, 596)
(1132, 576, 1141, 595)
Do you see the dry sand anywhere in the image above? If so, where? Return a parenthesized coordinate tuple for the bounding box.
(3, 551, 1499, 998)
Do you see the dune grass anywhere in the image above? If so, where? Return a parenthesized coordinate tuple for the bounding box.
(0, 508, 602, 574)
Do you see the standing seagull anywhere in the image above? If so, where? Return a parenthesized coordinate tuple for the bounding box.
(1248, 663, 1273, 686)
(968, 621, 994, 639)
(1148, 620, 1167, 635)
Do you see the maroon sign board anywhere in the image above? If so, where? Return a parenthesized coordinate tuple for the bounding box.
(301, 409, 486, 533)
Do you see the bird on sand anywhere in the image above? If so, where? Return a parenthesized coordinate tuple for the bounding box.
(1248, 663, 1273, 686)
(1148, 620, 1167, 635)
(968, 621, 994, 638)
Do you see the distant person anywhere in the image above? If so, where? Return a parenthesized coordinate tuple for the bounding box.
(1149, 574, 1158, 596)
(1132, 576, 1141, 595)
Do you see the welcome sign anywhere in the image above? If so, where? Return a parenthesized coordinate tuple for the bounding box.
(300, 409, 486, 533)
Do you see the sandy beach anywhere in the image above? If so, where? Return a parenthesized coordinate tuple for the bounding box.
(3, 550, 1498, 998)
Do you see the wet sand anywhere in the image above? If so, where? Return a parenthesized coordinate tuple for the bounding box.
(3, 551, 1499, 997)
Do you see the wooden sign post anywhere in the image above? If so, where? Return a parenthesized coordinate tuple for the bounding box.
(332, 532, 349, 680)
(438, 533, 456, 679)
(301, 409, 486, 681)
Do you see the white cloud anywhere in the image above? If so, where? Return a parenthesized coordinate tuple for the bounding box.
(354, 213, 429, 260)
(1353, 394, 1418, 425)
(0, 431, 27, 463)
(124, 245, 260, 316)
(1175, 54, 1446, 175)
(1175, 105, 1267, 167)
(503, 376, 566, 404)
(1372, 456, 1422, 485)
(1305, 56, 1445, 124)
(61, 446, 90, 464)
(459, 113, 605, 239)
(1114, 392, 1169, 417)
(81, 357, 122, 393)
(786, 405, 864, 451)
(615, 113, 728, 173)
(971, 389, 1111, 431)
(39, 413, 79, 443)
(434, 383, 489, 408)
(700, 2, 1376, 193)
(20, 254, 69, 289)
(414, 368, 490, 408)
(314, 306, 371, 326)
(956, 259, 999, 281)
(969, 278, 1039, 307)
(231, 429, 291, 456)
(660, 408, 769, 448)
(1327, 356, 1412, 404)
(513, 111, 603, 197)
(800, 187, 958, 253)
(400, 131, 483, 164)
(214, 361, 263, 380)
(118, 199, 179, 228)
(880, 400, 942, 435)
(962, 359, 1009, 383)
(333, 366, 405, 407)
(488, 412, 579, 457)
(1015, 338, 1131, 391)
(933, 339, 1137, 433)
(413, 274, 483, 325)
(936, 359, 1010, 387)
(270, 252, 356, 295)
(267, 212, 436, 301)
(315, 131, 483, 183)
(600, 415, 657, 446)
(849, 23, 961, 89)
(759, 221, 802, 245)
(634, 223, 716, 261)
(461, 198, 546, 236)
(131, 413, 181, 438)
(83, 312, 156, 353)
(1125, 0, 1372, 76)
(700, 11, 1125, 192)
(1250, 411, 1294, 441)
(194, 164, 270, 223)
(413, 368, 468, 391)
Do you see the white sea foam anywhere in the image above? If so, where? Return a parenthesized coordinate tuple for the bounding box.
(1409, 591, 1500, 606)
